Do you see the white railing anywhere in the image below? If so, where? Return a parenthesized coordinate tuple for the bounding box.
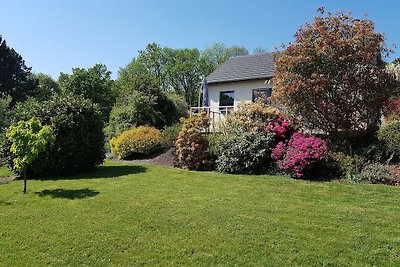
(190, 106, 234, 132)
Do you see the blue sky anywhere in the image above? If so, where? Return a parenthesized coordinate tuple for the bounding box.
(1, 0, 399, 79)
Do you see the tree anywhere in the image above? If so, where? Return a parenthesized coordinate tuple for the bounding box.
(59, 64, 115, 120)
(0, 94, 11, 132)
(163, 48, 203, 105)
(6, 118, 54, 193)
(253, 47, 269, 54)
(0, 36, 37, 105)
(201, 43, 249, 76)
(273, 9, 397, 139)
(31, 73, 60, 101)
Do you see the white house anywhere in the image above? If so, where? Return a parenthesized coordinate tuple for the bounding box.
(191, 53, 275, 125)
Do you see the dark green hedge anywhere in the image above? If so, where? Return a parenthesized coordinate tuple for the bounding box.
(1, 94, 105, 178)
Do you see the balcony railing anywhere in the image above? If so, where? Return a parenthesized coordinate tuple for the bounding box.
(189, 106, 234, 132)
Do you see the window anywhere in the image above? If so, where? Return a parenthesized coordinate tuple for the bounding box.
(220, 91, 234, 106)
(252, 88, 272, 103)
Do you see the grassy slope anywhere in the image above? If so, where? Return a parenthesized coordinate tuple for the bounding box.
(1, 161, 400, 266)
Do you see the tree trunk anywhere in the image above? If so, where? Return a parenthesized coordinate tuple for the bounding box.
(23, 166, 27, 194)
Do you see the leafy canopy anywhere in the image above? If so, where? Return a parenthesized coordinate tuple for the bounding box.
(6, 118, 55, 171)
(274, 9, 397, 138)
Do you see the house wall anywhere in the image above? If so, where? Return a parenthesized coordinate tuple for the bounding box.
(207, 79, 270, 113)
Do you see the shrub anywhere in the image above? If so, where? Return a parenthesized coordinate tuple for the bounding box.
(353, 163, 396, 184)
(107, 90, 183, 138)
(161, 124, 182, 148)
(110, 126, 162, 159)
(215, 132, 275, 174)
(383, 98, 400, 121)
(1, 95, 105, 178)
(271, 132, 328, 178)
(329, 152, 367, 180)
(264, 114, 296, 141)
(221, 101, 278, 134)
(378, 120, 400, 152)
(175, 113, 210, 170)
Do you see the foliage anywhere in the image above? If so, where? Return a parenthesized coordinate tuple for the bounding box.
(110, 126, 162, 159)
(221, 101, 278, 134)
(378, 120, 400, 152)
(215, 132, 275, 174)
(201, 43, 249, 76)
(0, 36, 37, 105)
(161, 124, 182, 148)
(107, 79, 181, 138)
(353, 163, 396, 184)
(175, 113, 210, 170)
(0, 94, 11, 131)
(166, 92, 188, 119)
(264, 114, 296, 141)
(107, 92, 160, 138)
(2, 95, 105, 178)
(118, 43, 204, 105)
(31, 73, 60, 101)
(272, 132, 328, 178)
(6, 118, 55, 172)
(383, 98, 400, 121)
(273, 10, 397, 138)
(329, 152, 367, 180)
(59, 64, 115, 120)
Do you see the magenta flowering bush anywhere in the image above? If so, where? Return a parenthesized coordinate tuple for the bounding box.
(265, 114, 295, 140)
(271, 132, 328, 178)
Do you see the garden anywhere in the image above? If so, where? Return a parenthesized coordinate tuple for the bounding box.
(1, 9, 400, 266)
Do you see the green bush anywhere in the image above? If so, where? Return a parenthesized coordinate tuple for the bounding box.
(329, 152, 366, 180)
(161, 124, 182, 148)
(353, 163, 396, 184)
(175, 113, 210, 170)
(1, 95, 105, 178)
(378, 120, 400, 152)
(106, 90, 184, 138)
(215, 132, 275, 174)
(110, 126, 162, 159)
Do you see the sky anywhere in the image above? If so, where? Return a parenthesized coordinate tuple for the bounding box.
(1, 0, 399, 79)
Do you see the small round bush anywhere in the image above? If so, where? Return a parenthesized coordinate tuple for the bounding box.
(1, 95, 105, 178)
(110, 126, 162, 159)
(215, 132, 275, 174)
(378, 120, 400, 152)
(271, 132, 328, 178)
(354, 163, 396, 184)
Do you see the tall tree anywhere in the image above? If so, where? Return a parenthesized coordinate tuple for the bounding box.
(59, 64, 115, 120)
(164, 48, 203, 105)
(31, 73, 60, 101)
(0, 36, 37, 105)
(274, 9, 397, 139)
(201, 43, 249, 76)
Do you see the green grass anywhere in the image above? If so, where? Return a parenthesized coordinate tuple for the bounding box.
(1, 161, 400, 266)
(0, 166, 13, 178)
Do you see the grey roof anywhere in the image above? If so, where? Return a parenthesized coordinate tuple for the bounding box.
(206, 53, 275, 84)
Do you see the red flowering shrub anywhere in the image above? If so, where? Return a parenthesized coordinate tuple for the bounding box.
(264, 114, 295, 140)
(271, 132, 328, 178)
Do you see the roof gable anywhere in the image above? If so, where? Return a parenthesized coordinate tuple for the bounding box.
(206, 53, 275, 84)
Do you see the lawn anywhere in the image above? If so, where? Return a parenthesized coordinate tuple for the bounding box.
(1, 161, 400, 266)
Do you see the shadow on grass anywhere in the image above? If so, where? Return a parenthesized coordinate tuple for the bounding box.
(35, 188, 100, 199)
(39, 165, 148, 181)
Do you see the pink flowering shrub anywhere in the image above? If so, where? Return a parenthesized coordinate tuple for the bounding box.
(271, 132, 328, 178)
(265, 114, 295, 140)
